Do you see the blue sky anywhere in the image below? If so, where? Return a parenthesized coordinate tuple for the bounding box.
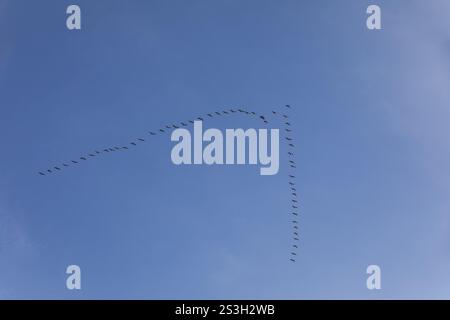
(1, 0, 450, 299)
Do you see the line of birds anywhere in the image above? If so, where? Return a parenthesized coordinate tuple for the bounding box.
(37, 104, 300, 264)
(37, 108, 268, 176)
(272, 105, 300, 263)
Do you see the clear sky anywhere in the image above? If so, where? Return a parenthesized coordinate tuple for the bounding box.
(1, 0, 450, 299)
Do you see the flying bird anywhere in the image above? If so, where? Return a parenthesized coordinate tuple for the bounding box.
(71, 160, 78, 164)
(291, 252, 297, 256)
(223, 111, 229, 114)
(215, 112, 221, 116)
(63, 163, 69, 167)
(159, 129, 165, 133)
(80, 157, 87, 160)
(149, 132, 156, 135)
(293, 226, 298, 229)
(54, 167, 61, 170)
(181, 122, 187, 126)
(38, 172, 45, 176)
(166, 125, 171, 129)
(290, 258, 296, 262)
(197, 117, 204, 121)
(293, 245, 298, 248)
(285, 104, 291, 109)
(289, 175, 295, 178)
(207, 113, 213, 117)
(47, 169, 52, 173)
(285, 122, 291, 126)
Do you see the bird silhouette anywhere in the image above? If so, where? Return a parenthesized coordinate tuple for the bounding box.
(47, 169, 52, 173)
(294, 237, 299, 241)
(285, 122, 291, 126)
(215, 112, 221, 116)
(181, 122, 187, 126)
(290, 258, 296, 262)
(197, 117, 204, 121)
(138, 138, 145, 142)
(159, 129, 165, 133)
(71, 160, 78, 164)
(285, 104, 291, 109)
(54, 167, 61, 170)
(289, 175, 295, 178)
(80, 157, 87, 160)
(149, 132, 156, 135)
(293, 226, 298, 229)
(207, 113, 213, 117)
(39, 172, 45, 176)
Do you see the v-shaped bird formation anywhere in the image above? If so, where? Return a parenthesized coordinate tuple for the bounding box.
(37, 105, 300, 262)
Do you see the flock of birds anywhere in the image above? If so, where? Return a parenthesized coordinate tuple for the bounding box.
(37, 105, 300, 262)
